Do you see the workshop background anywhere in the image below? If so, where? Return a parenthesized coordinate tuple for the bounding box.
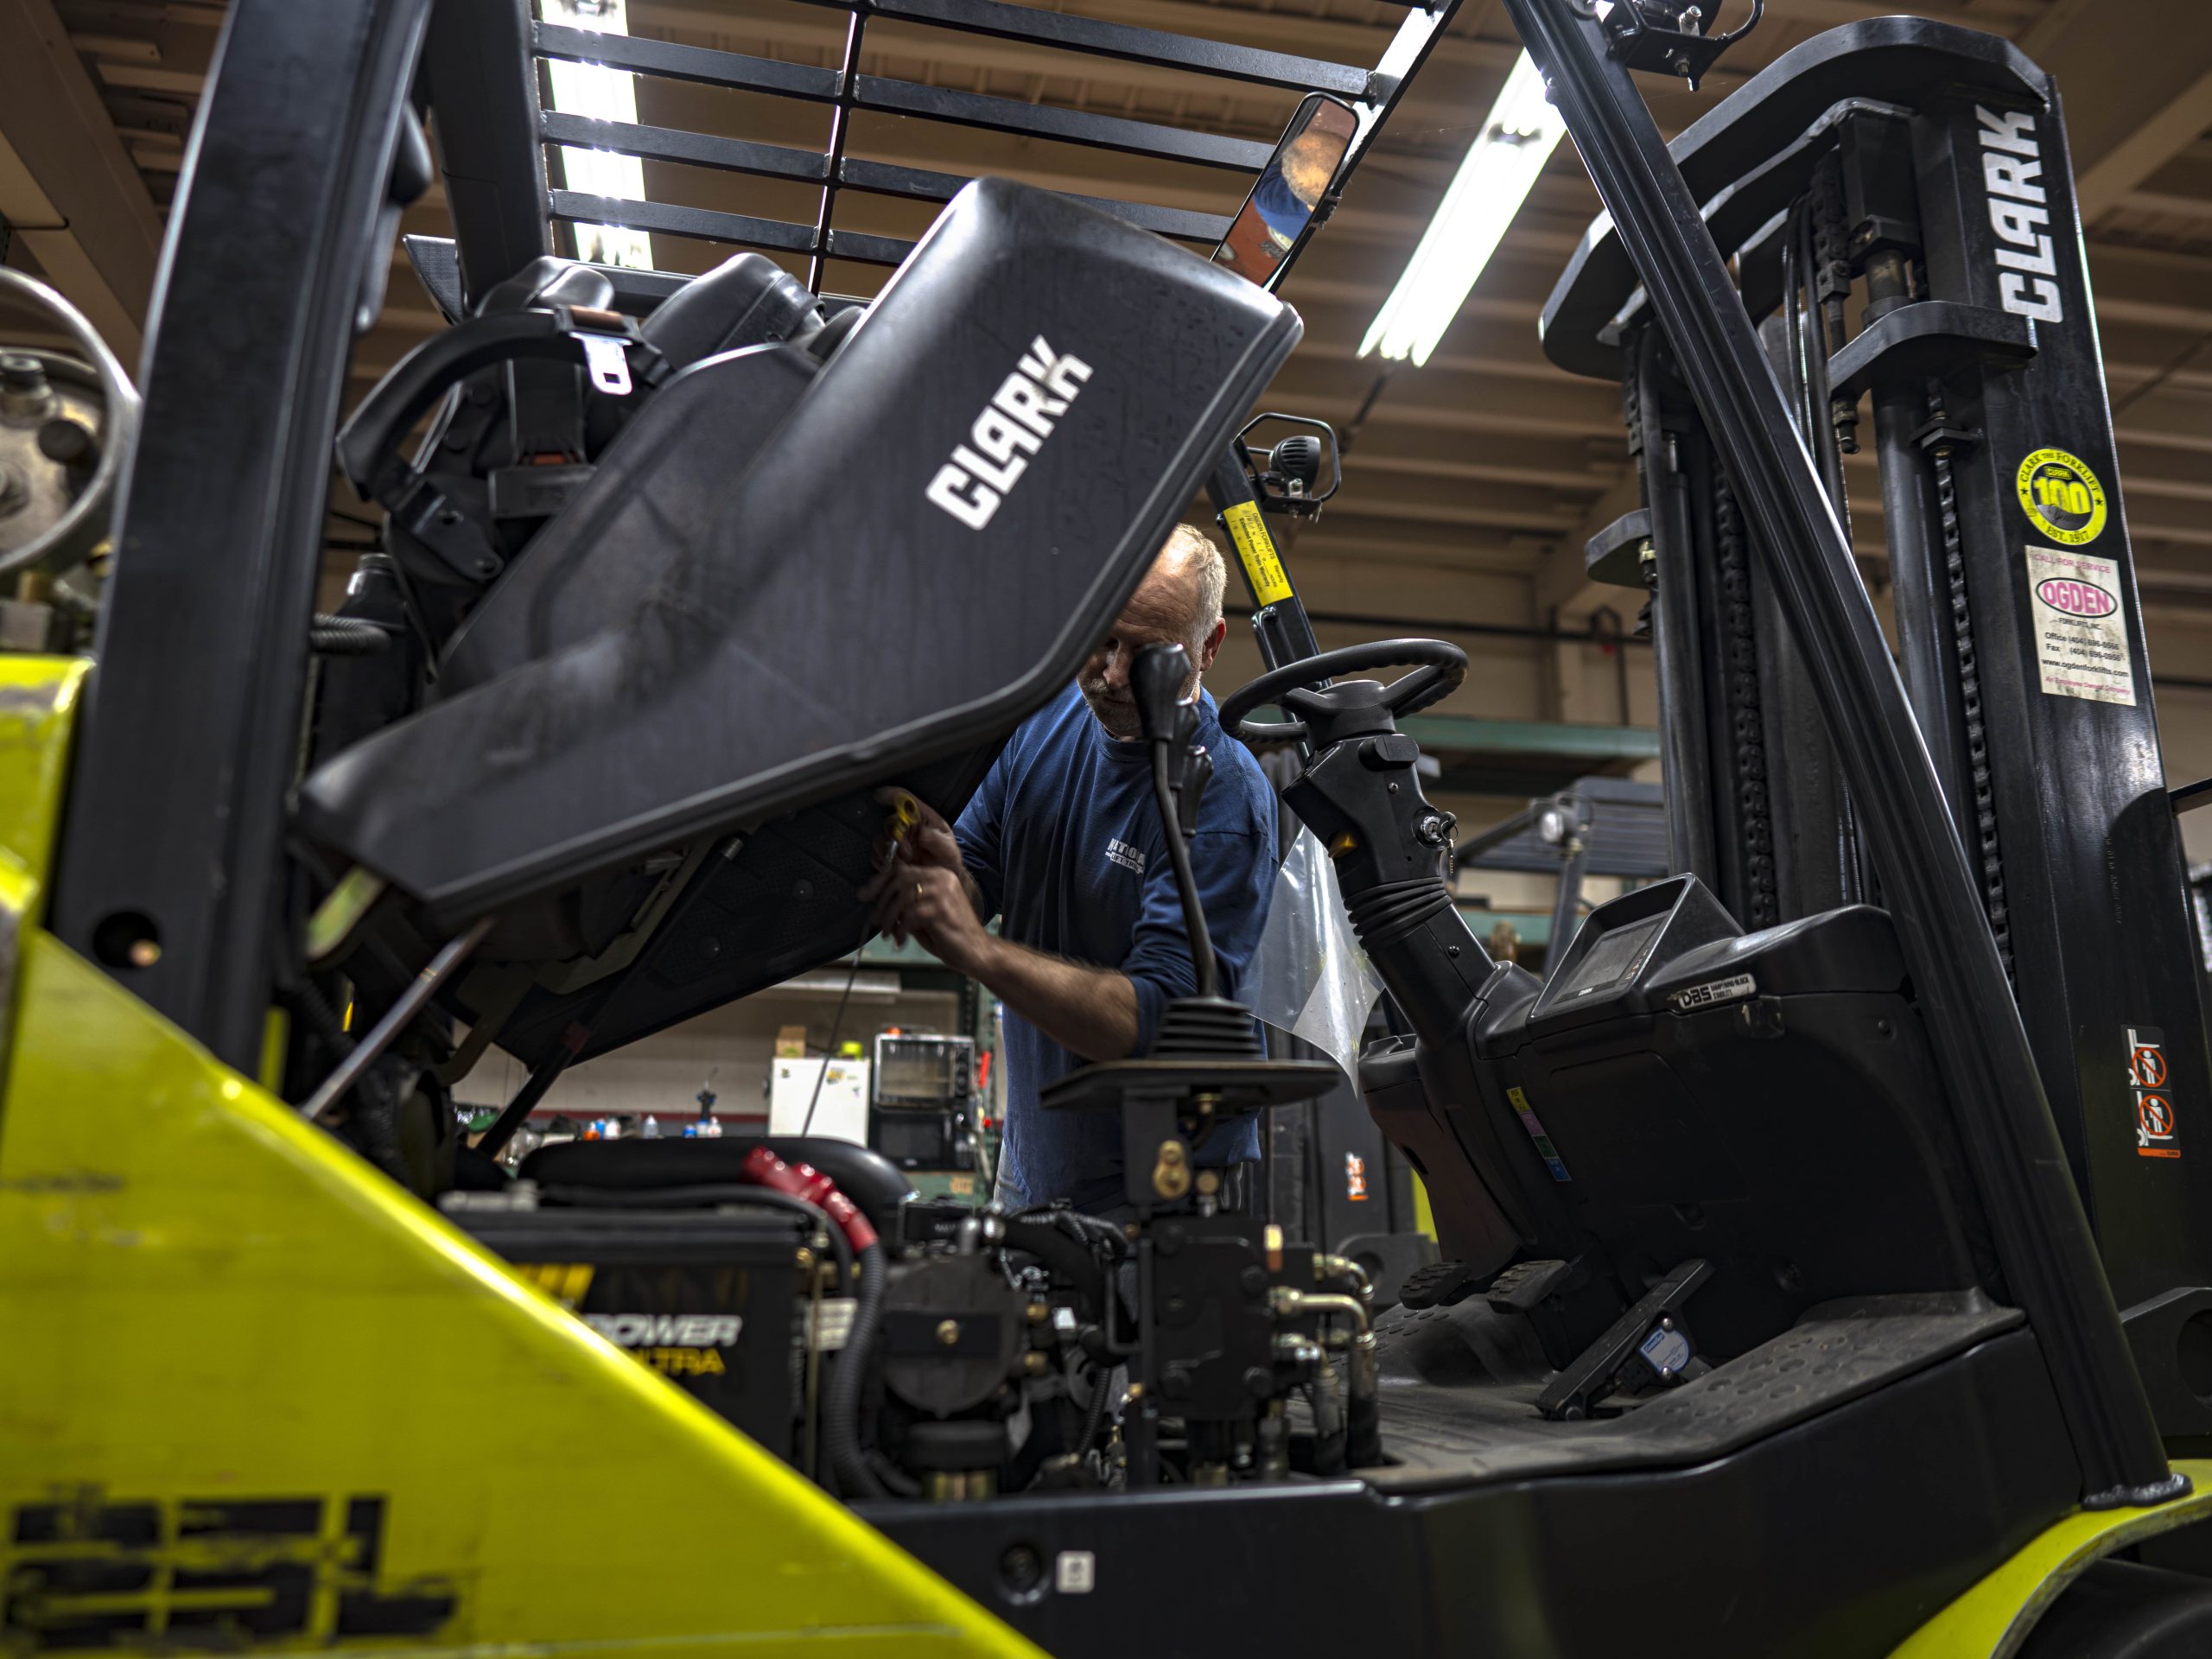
(8, 0, 2211, 1130)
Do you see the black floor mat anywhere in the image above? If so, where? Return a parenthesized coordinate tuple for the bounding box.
(1363, 1290, 2023, 1493)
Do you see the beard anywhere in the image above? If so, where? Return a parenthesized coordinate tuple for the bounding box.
(1081, 663, 1197, 740)
(1080, 677, 1143, 739)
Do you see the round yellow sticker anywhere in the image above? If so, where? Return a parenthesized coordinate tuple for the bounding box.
(2017, 446, 2108, 545)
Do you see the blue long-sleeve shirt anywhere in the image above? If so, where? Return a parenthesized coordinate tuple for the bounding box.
(957, 683, 1278, 1211)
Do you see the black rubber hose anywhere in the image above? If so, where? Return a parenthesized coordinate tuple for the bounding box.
(1347, 1377, 1382, 1469)
(1150, 741, 1218, 999)
(1001, 1214, 1111, 1315)
(827, 1241, 889, 1499)
(310, 614, 392, 656)
(1079, 1362, 1111, 1454)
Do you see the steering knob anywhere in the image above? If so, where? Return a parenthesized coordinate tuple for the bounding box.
(1132, 642, 1192, 744)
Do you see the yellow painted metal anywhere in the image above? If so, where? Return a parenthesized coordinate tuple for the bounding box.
(0, 664, 1040, 1659)
(0, 655, 89, 933)
(1410, 1171, 1436, 1243)
(1891, 1459, 2212, 1657)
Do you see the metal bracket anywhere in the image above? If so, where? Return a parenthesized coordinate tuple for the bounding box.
(1535, 1256, 1712, 1420)
(1826, 299, 2035, 405)
(577, 331, 634, 397)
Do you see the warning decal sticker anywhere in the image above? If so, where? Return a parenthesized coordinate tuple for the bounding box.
(2025, 544, 2136, 706)
(1506, 1084, 1572, 1184)
(2017, 446, 2108, 544)
(2130, 1026, 2178, 1160)
(1221, 499, 1294, 606)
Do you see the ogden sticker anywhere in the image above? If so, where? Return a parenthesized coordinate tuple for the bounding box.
(2131, 1026, 2178, 1159)
(2017, 446, 2107, 544)
(2024, 544, 2135, 706)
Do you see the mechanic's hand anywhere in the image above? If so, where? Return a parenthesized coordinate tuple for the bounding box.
(857, 791, 963, 912)
(871, 861, 990, 974)
(878, 786, 963, 874)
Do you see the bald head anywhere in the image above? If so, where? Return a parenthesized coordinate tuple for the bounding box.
(1078, 524, 1232, 739)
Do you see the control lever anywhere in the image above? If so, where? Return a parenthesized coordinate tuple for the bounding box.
(1132, 642, 1218, 999)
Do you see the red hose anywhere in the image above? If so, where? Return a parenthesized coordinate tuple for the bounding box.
(740, 1144, 879, 1252)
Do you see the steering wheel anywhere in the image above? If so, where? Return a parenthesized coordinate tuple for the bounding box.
(1217, 639, 1468, 744)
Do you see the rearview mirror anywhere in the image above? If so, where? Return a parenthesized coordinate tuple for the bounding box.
(1211, 92, 1359, 290)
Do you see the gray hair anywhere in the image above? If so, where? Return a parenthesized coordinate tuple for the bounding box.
(1161, 521, 1228, 645)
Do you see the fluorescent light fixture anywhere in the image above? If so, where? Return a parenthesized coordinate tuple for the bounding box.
(1360, 50, 1568, 366)
(542, 0, 654, 270)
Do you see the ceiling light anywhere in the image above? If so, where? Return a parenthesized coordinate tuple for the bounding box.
(541, 0, 654, 270)
(1360, 50, 1568, 366)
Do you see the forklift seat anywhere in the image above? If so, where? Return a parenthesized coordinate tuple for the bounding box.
(297, 180, 1300, 1061)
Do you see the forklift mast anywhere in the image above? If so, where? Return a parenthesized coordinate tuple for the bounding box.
(1546, 21, 2212, 1343)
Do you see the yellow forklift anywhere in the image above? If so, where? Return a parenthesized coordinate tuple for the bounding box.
(7, 1, 2212, 1655)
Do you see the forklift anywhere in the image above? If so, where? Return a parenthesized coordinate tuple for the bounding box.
(7, 1, 2212, 1656)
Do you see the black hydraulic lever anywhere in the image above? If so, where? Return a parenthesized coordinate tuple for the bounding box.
(1133, 643, 1218, 1001)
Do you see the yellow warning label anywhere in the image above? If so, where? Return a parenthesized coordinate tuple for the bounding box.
(1221, 499, 1294, 606)
(2017, 446, 2107, 545)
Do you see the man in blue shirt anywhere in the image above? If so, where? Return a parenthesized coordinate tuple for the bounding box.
(861, 524, 1278, 1213)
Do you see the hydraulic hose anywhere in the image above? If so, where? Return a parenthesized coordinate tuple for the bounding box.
(1345, 1332, 1382, 1468)
(1275, 1286, 1381, 1467)
(1078, 1360, 1111, 1455)
(1309, 1357, 1346, 1476)
(1002, 1212, 1115, 1314)
(736, 1146, 887, 1500)
(827, 1241, 889, 1499)
(310, 614, 392, 656)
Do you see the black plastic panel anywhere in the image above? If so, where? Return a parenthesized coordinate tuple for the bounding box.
(873, 1326, 2076, 1659)
(1481, 886, 1994, 1355)
(298, 181, 1299, 922)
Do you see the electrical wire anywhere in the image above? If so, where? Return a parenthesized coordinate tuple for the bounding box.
(798, 944, 867, 1136)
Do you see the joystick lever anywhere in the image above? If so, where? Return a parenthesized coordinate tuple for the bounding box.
(1133, 643, 1214, 838)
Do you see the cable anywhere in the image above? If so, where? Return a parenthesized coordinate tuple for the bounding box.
(1150, 742, 1217, 999)
(825, 1241, 890, 1498)
(1078, 1361, 1111, 1457)
(310, 614, 391, 656)
(799, 944, 867, 1136)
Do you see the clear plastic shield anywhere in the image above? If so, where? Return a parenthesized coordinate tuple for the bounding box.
(1246, 826, 1382, 1082)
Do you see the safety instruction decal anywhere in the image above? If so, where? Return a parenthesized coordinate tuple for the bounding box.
(1221, 499, 1294, 607)
(2130, 1026, 2178, 1160)
(2024, 544, 2136, 706)
(2017, 446, 2107, 544)
(1507, 1084, 1572, 1183)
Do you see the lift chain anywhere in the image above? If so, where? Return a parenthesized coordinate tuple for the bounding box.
(1713, 473, 1778, 929)
(1924, 381, 2013, 983)
(1811, 157, 1859, 457)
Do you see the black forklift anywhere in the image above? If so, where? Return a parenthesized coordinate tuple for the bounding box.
(10, 1, 2212, 1656)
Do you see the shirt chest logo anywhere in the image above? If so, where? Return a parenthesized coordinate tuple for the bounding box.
(1105, 837, 1146, 875)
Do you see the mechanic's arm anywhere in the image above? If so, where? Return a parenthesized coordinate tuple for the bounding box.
(866, 863, 1141, 1062)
